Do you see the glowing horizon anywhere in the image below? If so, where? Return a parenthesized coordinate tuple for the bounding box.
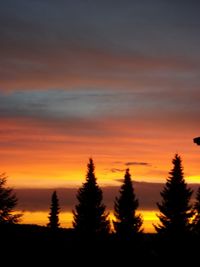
(19, 210, 159, 233)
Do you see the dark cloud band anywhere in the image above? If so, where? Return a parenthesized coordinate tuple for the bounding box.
(15, 182, 199, 212)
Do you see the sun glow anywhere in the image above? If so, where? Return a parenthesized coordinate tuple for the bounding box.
(21, 211, 73, 228)
(20, 210, 158, 233)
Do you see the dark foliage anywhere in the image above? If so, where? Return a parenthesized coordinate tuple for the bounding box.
(1, 224, 197, 265)
(73, 158, 110, 237)
(114, 168, 143, 238)
(0, 173, 21, 224)
(191, 187, 200, 235)
(155, 154, 193, 238)
(47, 190, 60, 229)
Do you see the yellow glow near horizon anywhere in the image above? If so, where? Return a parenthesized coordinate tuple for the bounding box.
(21, 211, 73, 228)
(109, 210, 159, 233)
(186, 176, 200, 183)
(20, 210, 158, 233)
(141, 210, 159, 233)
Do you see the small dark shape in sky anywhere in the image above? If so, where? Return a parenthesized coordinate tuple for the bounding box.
(125, 162, 151, 166)
(194, 137, 200, 145)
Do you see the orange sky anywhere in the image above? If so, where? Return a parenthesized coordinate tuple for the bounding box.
(1, 116, 199, 188)
(1, 0, 200, 231)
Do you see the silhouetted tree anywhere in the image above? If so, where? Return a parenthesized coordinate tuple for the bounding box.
(73, 158, 110, 237)
(113, 168, 143, 238)
(47, 190, 60, 229)
(155, 154, 193, 237)
(0, 173, 21, 224)
(191, 187, 200, 235)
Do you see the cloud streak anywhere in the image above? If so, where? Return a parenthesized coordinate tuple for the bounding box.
(0, 89, 199, 126)
(15, 182, 199, 212)
(110, 168, 125, 173)
(125, 162, 151, 167)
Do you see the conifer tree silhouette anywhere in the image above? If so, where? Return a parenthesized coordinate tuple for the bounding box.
(114, 168, 143, 238)
(0, 173, 21, 223)
(155, 154, 193, 237)
(47, 190, 60, 229)
(73, 158, 110, 237)
(191, 187, 200, 235)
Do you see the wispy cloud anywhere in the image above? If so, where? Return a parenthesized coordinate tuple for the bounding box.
(110, 168, 125, 173)
(125, 162, 151, 167)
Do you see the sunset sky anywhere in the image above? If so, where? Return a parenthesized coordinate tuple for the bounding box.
(1, 0, 200, 231)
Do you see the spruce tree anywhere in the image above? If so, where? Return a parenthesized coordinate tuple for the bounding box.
(155, 154, 193, 237)
(0, 173, 21, 224)
(73, 158, 110, 237)
(192, 187, 200, 235)
(47, 190, 60, 229)
(113, 168, 143, 238)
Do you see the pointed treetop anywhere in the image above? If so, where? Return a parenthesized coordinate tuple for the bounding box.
(125, 168, 130, 178)
(168, 153, 184, 183)
(88, 158, 95, 172)
(123, 168, 133, 188)
(172, 153, 181, 165)
(86, 158, 96, 182)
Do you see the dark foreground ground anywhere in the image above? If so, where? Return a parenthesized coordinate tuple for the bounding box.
(0, 224, 199, 265)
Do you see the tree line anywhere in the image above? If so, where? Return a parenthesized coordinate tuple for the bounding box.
(1, 154, 200, 240)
